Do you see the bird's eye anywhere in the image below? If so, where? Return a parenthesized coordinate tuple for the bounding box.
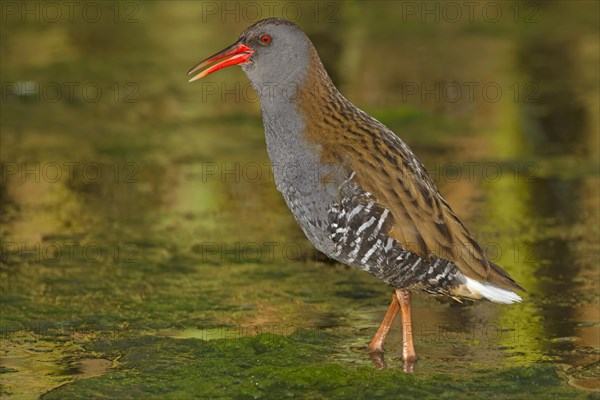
(260, 34, 272, 45)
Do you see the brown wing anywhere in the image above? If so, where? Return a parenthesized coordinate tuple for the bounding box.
(333, 124, 522, 292)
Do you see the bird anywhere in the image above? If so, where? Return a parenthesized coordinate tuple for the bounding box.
(188, 18, 524, 368)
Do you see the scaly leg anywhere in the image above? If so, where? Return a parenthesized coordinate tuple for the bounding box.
(368, 294, 400, 353)
(395, 289, 416, 363)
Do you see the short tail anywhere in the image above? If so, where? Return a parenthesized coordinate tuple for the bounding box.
(462, 276, 522, 304)
(456, 261, 525, 304)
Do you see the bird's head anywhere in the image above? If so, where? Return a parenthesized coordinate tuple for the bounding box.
(188, 18, 311, 89)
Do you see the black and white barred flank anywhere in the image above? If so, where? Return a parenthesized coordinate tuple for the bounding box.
(326, 174, 521, 303)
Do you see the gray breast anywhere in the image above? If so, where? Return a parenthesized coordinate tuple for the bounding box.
(259, 98, 343, 256)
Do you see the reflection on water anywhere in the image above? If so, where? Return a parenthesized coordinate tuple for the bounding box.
(517, 33, 588, 155)
(1, 1, 598, 397)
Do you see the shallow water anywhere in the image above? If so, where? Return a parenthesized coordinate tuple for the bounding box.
(1, 2, 599, 399)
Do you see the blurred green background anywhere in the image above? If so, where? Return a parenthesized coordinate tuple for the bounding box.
(1, 1, 599, 399)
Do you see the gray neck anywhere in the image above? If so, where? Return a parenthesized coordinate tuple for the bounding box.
(241, 42, 319, 192)
(242, 39, 309, 140)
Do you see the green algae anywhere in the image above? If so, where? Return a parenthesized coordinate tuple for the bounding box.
(41, 333, 585, 400)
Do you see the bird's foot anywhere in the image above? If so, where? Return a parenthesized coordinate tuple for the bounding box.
(402, 358, 416, 373)
(368, 351, 387, 370)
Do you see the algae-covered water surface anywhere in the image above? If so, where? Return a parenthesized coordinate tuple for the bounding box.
(1, 2, 599, 399)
